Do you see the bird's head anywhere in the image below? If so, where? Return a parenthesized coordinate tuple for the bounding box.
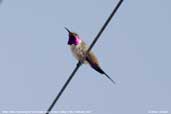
(65, 27, 81, 45)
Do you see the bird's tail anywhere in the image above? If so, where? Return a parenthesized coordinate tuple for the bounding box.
(103, 72, 115, 84)
(90, 63, 115, 84)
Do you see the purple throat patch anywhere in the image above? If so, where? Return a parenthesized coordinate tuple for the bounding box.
(68, 36, 81, 45)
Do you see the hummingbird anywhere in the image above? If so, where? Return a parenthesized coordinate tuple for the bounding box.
(65, 27, 115, 84)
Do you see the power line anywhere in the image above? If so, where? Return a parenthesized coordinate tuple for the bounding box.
(45, 62, 82, 114)
(45, 0, 123, 114)
(87, 0, 124, 53)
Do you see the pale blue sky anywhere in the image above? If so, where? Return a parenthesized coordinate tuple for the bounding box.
(0, 0, 170, 114)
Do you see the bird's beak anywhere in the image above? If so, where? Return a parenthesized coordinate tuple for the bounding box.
(64, 27, 71, 34)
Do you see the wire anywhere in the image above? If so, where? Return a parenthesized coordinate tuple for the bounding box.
(45, 62, 82, 114)
(87, 0, 124, 53)
(45, 0, 124, 114)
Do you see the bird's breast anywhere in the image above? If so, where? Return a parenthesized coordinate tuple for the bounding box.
(70, 43, 88, 64)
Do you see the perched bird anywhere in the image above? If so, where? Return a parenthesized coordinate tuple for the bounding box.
(65, 27, 115, 84)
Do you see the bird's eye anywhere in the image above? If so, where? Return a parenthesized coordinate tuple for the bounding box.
(72, 32, 78, 36)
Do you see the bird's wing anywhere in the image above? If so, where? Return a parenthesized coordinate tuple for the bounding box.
(80, 41, 99, 65)
(86, 51, 100, 66)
